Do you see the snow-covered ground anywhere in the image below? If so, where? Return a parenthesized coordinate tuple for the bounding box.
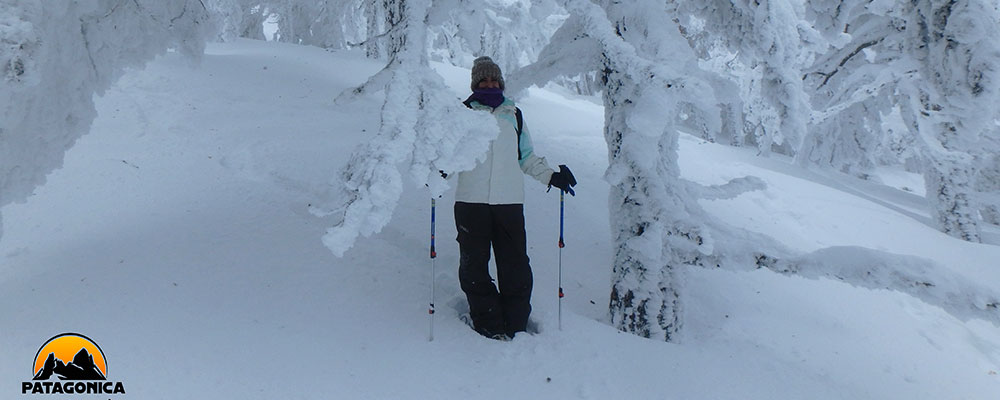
(2, 39, 998, 399)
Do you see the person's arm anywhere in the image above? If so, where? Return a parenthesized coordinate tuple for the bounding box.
(517, 119, 555, 184)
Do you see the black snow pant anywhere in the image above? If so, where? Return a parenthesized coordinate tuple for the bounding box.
(454, 201, 533, 338)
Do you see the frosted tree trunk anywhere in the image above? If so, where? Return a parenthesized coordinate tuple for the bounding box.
(923, 156, 980, 241)
(548, 0, 716, 342)
(364, 0, 386, 58)
(976, 155, 1000, 226)
(363, 0, 406, 59)
(983, 206, 1000, 226)
(895, 0, 1000, 243)
(603, 59, 680, 340)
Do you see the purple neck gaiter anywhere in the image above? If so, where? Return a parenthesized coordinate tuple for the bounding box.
(469, 88, 505, 109)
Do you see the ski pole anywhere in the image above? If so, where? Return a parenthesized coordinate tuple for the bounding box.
(558, 190, 565, 331)
(429, 197, 437, 342)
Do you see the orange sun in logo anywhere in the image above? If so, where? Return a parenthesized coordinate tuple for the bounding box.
(32, 334, 108, 378)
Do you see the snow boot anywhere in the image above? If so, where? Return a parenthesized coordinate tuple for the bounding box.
(459, 312, 511, 340)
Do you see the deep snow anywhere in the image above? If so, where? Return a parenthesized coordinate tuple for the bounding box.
(1, 39, 998, 399)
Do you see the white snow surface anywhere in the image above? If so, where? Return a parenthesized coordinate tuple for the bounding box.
(2, 39, 999, 399)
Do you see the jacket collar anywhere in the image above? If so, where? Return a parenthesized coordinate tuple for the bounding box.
(463, 98, 515, 112)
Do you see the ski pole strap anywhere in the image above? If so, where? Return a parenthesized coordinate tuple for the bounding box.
(430, 198, 437, 258)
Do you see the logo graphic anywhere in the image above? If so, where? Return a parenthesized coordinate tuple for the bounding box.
(33, 333, 107, 380)
(22, 333, 126, 396)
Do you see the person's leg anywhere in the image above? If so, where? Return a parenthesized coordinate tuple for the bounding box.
(455, 202, 505, 337)
(490, 204, 533, 337)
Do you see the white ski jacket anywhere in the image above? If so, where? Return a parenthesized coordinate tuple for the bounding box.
(456, 99, 554, 205)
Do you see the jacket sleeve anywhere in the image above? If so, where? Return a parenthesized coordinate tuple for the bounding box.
(517, 119, 555, 185)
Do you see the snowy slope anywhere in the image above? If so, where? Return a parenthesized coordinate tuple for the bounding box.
(1, 39, 998, 400)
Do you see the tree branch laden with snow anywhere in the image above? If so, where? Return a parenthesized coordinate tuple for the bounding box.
(767, 246, 1000, 325)
(315, 0, 497, 257)
(0, 0, 213, 240)
(894, 0, 1000, 242)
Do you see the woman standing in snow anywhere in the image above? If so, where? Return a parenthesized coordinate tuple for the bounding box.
(453, 56, 577, 340)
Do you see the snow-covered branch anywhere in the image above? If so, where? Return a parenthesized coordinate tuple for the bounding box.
(316, 0, 496, 257)
(814, 37, 885, 88)
(0, 0, 213, 239)
(691, 176, 767, 201)
(700, 225, 1000, 327)
(763, 246, 1000, 326)
(505, 14, 600, 96)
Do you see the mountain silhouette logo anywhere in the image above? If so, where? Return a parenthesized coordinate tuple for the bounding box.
(31, 333, 108, 380)
(22, 333, 126, 396)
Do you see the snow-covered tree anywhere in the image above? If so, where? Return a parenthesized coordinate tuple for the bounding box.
(425, 0, 566, 72)
(509, 0, 1000, 341)
(271, 0, 361, 48)
(801, 0, 1000, 241)
(0, 0, 213, 240)
(976, 153, 1000, 226)
(237, 0, 564, 72)
(797, 0, 900, 177)
(511, 0, 748, 340)
(207, 0, 268, 41)
(794, 0, 1000, 241)
(591, 2, 712, 341)
(891, 0, 1000, 242)
(669, 0, 820, 156)
(360, 0, 404, 59)
(313, 0, 499, 256)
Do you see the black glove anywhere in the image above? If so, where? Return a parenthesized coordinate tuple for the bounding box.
(547, 164, 577, 196)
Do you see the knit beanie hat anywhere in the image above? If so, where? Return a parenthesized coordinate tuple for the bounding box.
(470, 56, 505, 91)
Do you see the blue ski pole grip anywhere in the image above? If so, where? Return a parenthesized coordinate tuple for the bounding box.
(559, 190, 565, 248)
(430, 198, 437, 258)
